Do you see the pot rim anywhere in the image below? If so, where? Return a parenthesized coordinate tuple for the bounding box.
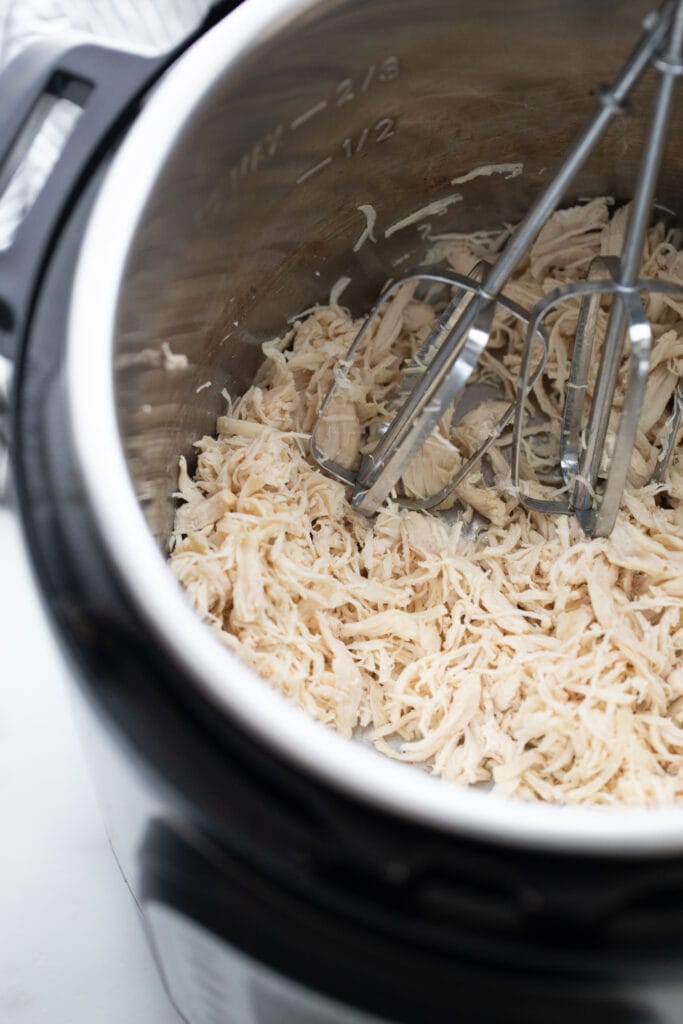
(67, 0, 683, 855)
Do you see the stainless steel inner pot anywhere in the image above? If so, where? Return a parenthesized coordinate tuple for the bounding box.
(67, 0, 683, 853)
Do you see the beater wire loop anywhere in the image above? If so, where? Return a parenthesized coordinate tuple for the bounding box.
(310, 267, 549, 512)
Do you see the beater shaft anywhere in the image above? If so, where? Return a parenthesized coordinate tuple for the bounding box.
(351, 0, 678, 517)
(572, 0, 683, 534)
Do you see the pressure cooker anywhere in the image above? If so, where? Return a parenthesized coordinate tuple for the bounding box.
(4, 0, 683, 1020)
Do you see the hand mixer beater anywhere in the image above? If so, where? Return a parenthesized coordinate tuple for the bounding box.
(310, 0, 683, 537)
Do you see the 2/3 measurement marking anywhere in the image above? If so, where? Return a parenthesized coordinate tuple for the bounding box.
(334, 57, 400, 109)
(229, 56, 401, 188)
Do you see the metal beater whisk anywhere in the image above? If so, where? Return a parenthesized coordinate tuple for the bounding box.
(310, 0, 683, 537)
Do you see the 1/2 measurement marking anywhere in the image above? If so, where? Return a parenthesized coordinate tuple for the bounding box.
(229, 56, 401, 188)
(296, 156, 333, 185)
(342, 128, 368, 158)
(298, 116, 397, 184)
(341, 118, 396, 158)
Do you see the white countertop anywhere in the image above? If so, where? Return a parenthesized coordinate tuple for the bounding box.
(0, 4, 213, 1018)
(0, 506, 181, 1024)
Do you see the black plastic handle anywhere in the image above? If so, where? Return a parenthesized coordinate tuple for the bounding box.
(0, 40, 165, 361)
(0, 1, 238, 363)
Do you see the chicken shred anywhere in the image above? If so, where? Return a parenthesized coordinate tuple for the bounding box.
(169, 199, 683, 807)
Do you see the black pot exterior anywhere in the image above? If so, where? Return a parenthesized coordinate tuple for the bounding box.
(10, 141, 683, 1024)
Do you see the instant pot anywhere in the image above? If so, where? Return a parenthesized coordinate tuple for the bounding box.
(4, 1, 683, 1020)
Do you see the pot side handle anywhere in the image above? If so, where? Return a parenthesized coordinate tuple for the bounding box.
(0, 2, 237, 501)
(0, 39, 175, 506)
(0, 40, 167, 364)
(0, 0, 238, 366)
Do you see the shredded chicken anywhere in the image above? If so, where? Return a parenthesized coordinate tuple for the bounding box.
(170, 198, 683, 806)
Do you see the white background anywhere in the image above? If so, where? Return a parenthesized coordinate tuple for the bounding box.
(0, 508, 182, 1023)
(0, 1, 212, 1020)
